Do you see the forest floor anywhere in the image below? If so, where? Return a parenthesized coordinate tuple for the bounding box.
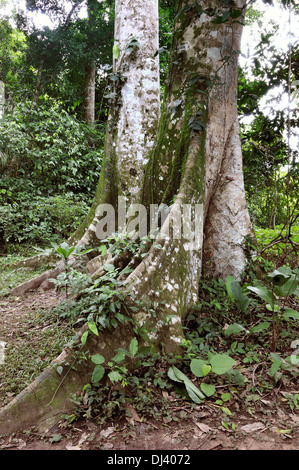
(0, 286, 298, 452)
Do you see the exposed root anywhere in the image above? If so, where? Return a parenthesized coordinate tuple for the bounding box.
(10, 264, 64, 296)
(8, 251, 58, 271)
(0, 324, 134, 435)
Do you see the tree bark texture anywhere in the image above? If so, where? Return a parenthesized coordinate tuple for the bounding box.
(146, 0, 253, 281)
(113, 0, 161, 210)
(84, 61, 96, 124)
(69, 0, 161, 247)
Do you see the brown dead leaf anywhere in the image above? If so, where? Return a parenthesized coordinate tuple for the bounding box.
(195, 422, 212, 433)
(240, 422, 265, 433)
(126, 403, 141, 422)
(99, 427, 115, 438)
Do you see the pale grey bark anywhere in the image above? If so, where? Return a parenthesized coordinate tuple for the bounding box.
(114, 0, 160, 211)
(76, 0, 161, 246)
(84, 61, 96, 124)
(201, 2, 253, 279)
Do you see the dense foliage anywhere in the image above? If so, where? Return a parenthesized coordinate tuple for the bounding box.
(0, 0, 298, 253)
(0, 100, 104, 249)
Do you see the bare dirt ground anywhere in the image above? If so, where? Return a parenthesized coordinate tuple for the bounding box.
(0, 406, 298, 451)
(0, 290, 298, 451)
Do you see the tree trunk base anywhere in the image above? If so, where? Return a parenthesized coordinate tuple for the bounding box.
(0, 303, 182, 435)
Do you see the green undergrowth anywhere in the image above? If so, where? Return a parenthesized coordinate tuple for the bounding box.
(0, 239, 298, 427)
(254, 225, 299, 267)
(60, 256, 299, 427)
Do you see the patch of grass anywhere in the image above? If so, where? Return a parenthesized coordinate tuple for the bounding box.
(0, 254, 45, 297)
(0, 305, 75, 407)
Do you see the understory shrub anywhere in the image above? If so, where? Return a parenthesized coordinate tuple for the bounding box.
(0, 100, 104, 250)
(0, 193, 90, 250)
(0, 100, 104, 197)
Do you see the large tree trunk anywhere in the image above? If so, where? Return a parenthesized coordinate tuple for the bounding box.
(0, 0, 254, 434)
(146, 0, 252, 281)
(9, 0, 161, 289)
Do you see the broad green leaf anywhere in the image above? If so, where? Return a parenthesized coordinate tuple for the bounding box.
(231, 281, 250, 312)
(225, 275, 236, 301)
(129, 337, 138, 357)
(168, 366, 205, 402)
(202, 364, 211, 377)
(247, 285, 275, 310)
(200, 382, 215, 397)
(221, 393, 232, 402)
(98, 245, 107, 256)
(183, 381, 205, 401)
(108, 370, 122, 383)
(57, 246, 68, 258)
(268, 266, 292, 280)
(92, 365, 105, 383)
(112, 351, 126, 363)
(269, 360, 281, 377)
(88, 321, 99, 336)
(113, 44, 119, 59)
(224, 323, 248, 336)
(190, 358, 207, 378)
(81, 330, 89, 345)
(249, 321, 270, 333)
(221, 406, 232, 416)
(266, 303, 280, 312)
(66, 246, 76, 257)
(210, 354, 236, 375)
(103, 263, 115, 272)
(268, 353, 281, 377)
(168, 366, 183, 383)
(185, 383, 203, 404)
(274, 278, 298, 298)
(169, 366, 187, 382)
(91, 354, 105, 365)
(283, 308, 299, 321)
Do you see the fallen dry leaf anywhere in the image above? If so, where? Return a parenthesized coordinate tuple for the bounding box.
(126, 403, 141, 422)
(240, 422, 265, 433)
(66, 443, 81, 450)
(195, 422, 212, 433)
(100, 426, 115, 438)
(78, 432, 88, 446)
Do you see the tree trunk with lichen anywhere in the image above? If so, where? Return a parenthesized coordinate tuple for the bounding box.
(0, 0, 254, 434)
(84, 61, 96, 124)
(10, 0, 161, 289)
